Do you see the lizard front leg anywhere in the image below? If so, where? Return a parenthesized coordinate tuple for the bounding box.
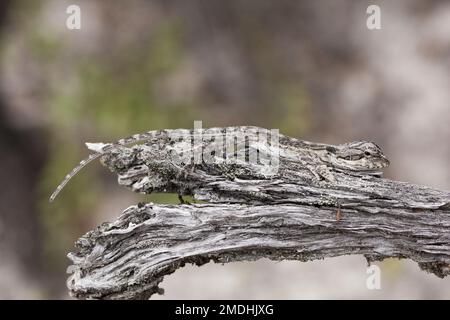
(303, 163, 337, 183)
(303, 161, 341, 217)
(315, 164, 337, 183)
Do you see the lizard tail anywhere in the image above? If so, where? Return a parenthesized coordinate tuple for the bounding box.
(49, 131, 162, 202)
(49, 152, 102, 202)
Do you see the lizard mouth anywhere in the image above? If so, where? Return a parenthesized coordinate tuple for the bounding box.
(336, 167, 384, 177)
(359, 169, 384, 176)
(339, 154, 390, 172)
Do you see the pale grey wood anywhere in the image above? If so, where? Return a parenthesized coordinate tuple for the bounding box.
(66, 128, 450, 299)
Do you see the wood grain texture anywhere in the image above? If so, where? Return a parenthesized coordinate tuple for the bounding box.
(66, 128, 450, 299)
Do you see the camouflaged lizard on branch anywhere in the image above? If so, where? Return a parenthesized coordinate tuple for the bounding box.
(50, 126, 390, 205)
(57, 128, 450, 298)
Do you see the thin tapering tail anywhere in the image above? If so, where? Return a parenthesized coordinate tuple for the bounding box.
(48, 134, 155, 203)
(49, 153, 102, 202)
(48, 133, 156, 203)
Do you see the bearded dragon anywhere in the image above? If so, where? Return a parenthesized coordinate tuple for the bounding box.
(50, 127, 389, 203)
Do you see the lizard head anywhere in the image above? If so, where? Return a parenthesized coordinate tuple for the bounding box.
(331, 141, 390, 171)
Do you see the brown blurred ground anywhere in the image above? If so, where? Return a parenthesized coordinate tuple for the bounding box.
(0, 0, 449, 299)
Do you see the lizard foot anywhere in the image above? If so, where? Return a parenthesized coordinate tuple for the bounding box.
(178, 194, 191, 205)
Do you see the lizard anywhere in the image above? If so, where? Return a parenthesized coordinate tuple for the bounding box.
(49, 127, 390, 205)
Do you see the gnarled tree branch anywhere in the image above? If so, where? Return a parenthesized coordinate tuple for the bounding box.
(66, 128, 450, 299)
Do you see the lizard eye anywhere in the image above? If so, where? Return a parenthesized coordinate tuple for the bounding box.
(364, 151, 371, 156)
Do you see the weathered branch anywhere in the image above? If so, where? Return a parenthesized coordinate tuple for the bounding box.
(66, 128, 450, 299)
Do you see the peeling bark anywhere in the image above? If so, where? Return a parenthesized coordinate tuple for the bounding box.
(66, 130, 450, 299)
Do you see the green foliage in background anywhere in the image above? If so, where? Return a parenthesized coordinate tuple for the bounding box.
(37, 21, 200, 273)
(22, 2, 312, 290)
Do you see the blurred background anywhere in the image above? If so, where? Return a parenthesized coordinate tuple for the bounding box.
(0, 0, 449, 299)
